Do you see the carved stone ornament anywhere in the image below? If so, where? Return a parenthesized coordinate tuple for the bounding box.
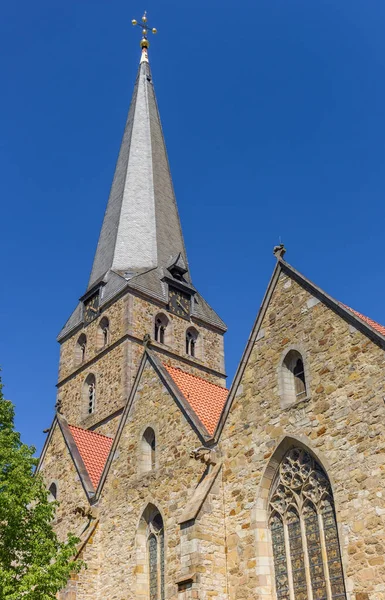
(190, 446, 217, 466)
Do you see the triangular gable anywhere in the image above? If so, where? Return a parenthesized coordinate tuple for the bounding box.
(94, 349, 222, 500)
(36, 414, 95, 501)
(215, 256, 385, 440)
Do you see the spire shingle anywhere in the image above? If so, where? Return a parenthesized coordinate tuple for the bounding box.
(88, 49, 189, 289)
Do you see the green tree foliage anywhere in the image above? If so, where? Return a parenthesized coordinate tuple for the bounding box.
(0, 373, 82, 599)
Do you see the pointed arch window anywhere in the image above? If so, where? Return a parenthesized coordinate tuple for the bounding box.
(97, 316, 110, 349)
(48, 482, 57, 502)
(137, 505, 165, 600)
(140, 427, 156, 473)
(185, 327, 198, 358)
(75, 333, 87, 365)
(293, 358, 306, 398)
(83, 373, 96, 415)
(154, 314, 169, 345)
(148, 512, 165, 600)
(269, 448, 346, 600)
(281, 350, 308, 407)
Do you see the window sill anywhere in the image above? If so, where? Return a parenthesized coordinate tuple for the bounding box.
(282, 396, 311, 411)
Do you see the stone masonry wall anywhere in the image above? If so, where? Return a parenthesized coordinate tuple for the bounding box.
(58, 290, 226, 430)
(69, 360, 227, 600)
(180, 472, 228, 600)
(131, 294, 225, 380)
(219, 270, 385, 600)
(58, 343, 126, 429)
(39, 425, 89, 542)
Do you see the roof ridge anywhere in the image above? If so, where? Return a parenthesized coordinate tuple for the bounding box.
(68, 424, 114, 442)
(163, 363, 228, 392)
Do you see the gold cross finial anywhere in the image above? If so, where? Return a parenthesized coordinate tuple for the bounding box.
(132, 11, 157, 49)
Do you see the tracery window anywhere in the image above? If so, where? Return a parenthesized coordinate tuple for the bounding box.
(269, 448, 346, 600)
(147, 512, 165, 600)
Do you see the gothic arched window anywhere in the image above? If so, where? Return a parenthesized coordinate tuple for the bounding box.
(154, 314, 169, 345)
(97, 316, 110, 349)
(48, 482, 57, 502)
(75, 333, 87, 365)
(269, 448, 346, 600)
(185, 327, 198, 358)
(83, 373, 96, 415)
(148, 513, 165, 600)
(137, 506, 165, 600)
(281, 350, 307, 407)
(140, 427, 156, 473)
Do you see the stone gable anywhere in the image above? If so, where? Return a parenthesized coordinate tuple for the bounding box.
(38, 424, 90, 541)
(219, 267, 385, 600)
(52, 358, 227, 599)
(57, 289, 225, 433)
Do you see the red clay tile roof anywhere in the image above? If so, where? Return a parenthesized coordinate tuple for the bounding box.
(343, 305, 385, 337)
(68, 425, 113, 488)
(164, 365, 228, 436)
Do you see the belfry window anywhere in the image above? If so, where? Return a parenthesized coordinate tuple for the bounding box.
(75, 333, 87, 365)
(83, 373, 96, 415)
(281, 350, 308, 407)
(97, 316, 109, 349)
(269, 448, 346, 600)
(140, 427, 156, 473)
(154, 314, 168, 345)
(185, 327, 198, 358)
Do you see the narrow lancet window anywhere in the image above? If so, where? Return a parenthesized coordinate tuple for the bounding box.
(148, 513, 165, 600)
(83, 373, 96, 415)
(269, 448, 346, 600)
(75, 333, 87, 365)
(137, 505, 165, 600)
(293, 358, 306, 398)
(97, 316, 110, 349)
(48, 482, 57, 502)
(281, 350, 308, 406)
(140, 427, 156, 473)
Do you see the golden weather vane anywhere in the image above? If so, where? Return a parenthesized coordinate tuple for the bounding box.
(132, 11, 157, 48)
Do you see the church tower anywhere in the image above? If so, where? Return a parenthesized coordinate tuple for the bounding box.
(56, 38, 226, 435)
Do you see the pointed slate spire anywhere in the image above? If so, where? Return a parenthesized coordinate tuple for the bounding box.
(88, 47, 189, 289)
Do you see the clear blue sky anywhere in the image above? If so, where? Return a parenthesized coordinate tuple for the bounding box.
(1, 0, 385, 453)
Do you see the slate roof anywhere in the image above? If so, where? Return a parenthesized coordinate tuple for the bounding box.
(57, 268, 226, 341)
(88, 50, 190, 290)
(68, 425, 113, 488)
(57, 49, 226, 341)
(164, 364, 228, 436)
